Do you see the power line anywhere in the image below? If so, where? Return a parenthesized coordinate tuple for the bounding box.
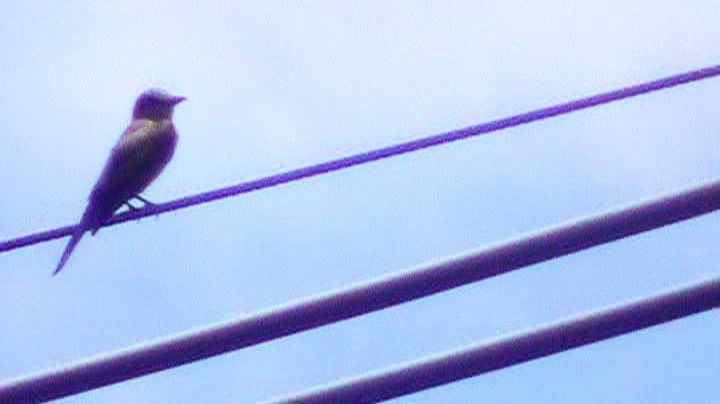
(2, 64, 720, 255)
(270, 277, 720, 404)
(1, 179, 719, 402)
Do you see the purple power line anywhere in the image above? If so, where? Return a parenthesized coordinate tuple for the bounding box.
(272, 277, 720, 403)
(1, 179, 719, 402)
(2, 64, 720, 254)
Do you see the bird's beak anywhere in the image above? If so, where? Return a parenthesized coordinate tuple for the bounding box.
(171, 96, 187, 105)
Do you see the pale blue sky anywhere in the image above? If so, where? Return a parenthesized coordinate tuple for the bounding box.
(1, 2, 719, 403)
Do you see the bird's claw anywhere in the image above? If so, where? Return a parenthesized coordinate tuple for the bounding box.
(124, 201, 141, 211)
(133, 194, 160, 219)
(133, 195, 156, 206)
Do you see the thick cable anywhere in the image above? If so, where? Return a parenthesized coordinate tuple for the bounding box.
(271, 277, 720, 403)
(0, 180, 719, 402)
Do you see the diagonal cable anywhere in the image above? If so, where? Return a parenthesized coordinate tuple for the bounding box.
(270, 277, 720, 403)
(2, 64, 720, 254)
(0, 179, 719, 402)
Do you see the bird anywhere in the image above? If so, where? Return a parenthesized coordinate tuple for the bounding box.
(53, 89, 186, 276)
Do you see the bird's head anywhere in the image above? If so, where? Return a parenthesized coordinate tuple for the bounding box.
(132, 89, 186, 120)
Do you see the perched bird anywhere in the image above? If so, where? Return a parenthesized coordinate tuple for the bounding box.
(53, 89, 186, 276)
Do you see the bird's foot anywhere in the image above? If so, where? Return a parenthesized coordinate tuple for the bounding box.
(133, 194, 156, 206)
(124, 201, 141, 211)
(133, 194, 160, 219)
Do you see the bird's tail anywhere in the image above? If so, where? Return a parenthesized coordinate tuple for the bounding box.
(53, 204, 100, 276)
(53, 226, 86, 276)
(53, 196, 113, 275)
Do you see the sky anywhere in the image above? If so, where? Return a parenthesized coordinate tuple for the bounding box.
(1, 1, 719, 403)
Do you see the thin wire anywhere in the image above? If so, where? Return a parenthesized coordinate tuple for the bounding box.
(2, 64, 720, 254)
(1, 179, 719, 402)
(270, 277, 720, 404)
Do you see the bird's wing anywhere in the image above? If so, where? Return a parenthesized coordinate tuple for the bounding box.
(86, 119, 176, 231)
(93, 120, 161, 195)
